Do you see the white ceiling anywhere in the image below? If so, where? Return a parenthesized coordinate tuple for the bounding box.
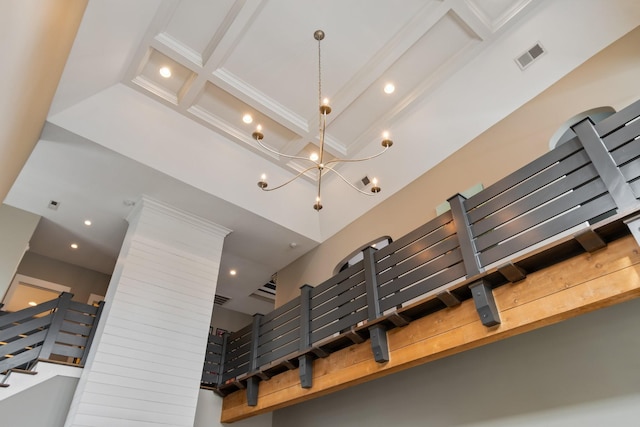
(5, 0, 640, 315)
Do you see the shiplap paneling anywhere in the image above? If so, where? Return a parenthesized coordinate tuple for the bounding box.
(65, 197, 231, 427)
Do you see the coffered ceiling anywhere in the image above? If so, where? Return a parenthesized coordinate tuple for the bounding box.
(125, 0, 533, 177)
(6, 0, 640, 315)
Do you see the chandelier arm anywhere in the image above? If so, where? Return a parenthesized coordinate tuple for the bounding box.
(255, 137, 320, 163)
(323, 166, 378, 196)
(260, 165, 320, 192)
(323, 145, 390, 167)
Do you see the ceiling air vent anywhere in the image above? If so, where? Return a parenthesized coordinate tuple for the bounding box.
(214, 294, 231, 306)
(251, 274, 277, 303)
(255, 280, 276, 300)
(515, 42, 545, 70)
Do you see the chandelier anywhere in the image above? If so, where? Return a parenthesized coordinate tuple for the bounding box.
(253, 30, 393, 211)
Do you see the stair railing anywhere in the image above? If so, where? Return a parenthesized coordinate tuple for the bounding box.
(0, 292, 104, 376)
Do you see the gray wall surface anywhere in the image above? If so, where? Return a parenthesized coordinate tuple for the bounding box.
(0, 376, 78, 427)
(211, 304, 252, 333)
(16, 251, 110, 303)
(195, 389, 272, 427)
(273, 297, 640, 427)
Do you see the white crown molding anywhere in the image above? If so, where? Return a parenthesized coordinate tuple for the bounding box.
(132, 75, 178, 105)
(466, 0, 534, 33)
(212, 68, 309, 134)
(155, 32, 204, 68)
(128, 195, 232, 240)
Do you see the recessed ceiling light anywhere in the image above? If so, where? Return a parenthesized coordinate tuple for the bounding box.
(159, 66, 172, 78)
(70, 243, 78, 249)
(84, 220, 92, 226)
(383, 83, 395, 94)
(28, 301, 37, 307)
(230, 269, 237, 276)
(242, 114, 253, 124)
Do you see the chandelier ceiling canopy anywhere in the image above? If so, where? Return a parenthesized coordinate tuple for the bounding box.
(252, 30, 393, 211)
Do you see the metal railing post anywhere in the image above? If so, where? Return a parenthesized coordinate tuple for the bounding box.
(246, 313, 263, 406)
(298, 284, 314, 388)
(80, 300, 104, 366)
(573, 118, 638, 212)
(363, 246, 389, 363)
(448, 194, 483, 276)
(216, 331, 229, 389)
(38, 292, 73, 360)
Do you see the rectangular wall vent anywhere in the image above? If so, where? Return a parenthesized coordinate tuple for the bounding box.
(214, 295, 231, 306)
(254, 280, 276, 301)
(515, 42, 545, 70)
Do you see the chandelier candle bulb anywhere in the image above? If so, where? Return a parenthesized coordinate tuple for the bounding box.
(258, 174, 268, 189)
(371, 177, 381, 193)
(252, 124, 264, 141)
(381, 131, 393, 148)
(320, 98, 331, 115)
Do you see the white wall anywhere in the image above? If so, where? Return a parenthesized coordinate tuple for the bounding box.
(273, 297, 640, 427)
(0, 376, 78, 427)
(65, 197, 230, 426)
(0, 204, 39, 301)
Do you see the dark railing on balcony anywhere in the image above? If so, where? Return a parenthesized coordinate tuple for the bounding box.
(0, 292, 104, 384)
(202, 98, 640, 405)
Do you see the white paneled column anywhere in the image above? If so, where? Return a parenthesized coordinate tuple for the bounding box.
(65, 197, 231, 427)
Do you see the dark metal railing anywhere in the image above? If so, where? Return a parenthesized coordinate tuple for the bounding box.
(202, 98, 640, 405)
(0, 292, 104, 376)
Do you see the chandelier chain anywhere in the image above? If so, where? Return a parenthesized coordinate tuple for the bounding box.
(318, 35, 322, 136)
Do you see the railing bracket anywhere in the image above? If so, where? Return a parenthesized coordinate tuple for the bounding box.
(387, 312, 411, 327)
(310, 346, 330, 358)
(282, 359, 297, 370)
(256, 371, 271, 381)
(344, 327, 366, 344)
(437, 290, 461, 307)
(497, 262, 527, 283)
(469, 280, 501, 327)
(574, 229, 607, 253)
(232, 379, 246, 389)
